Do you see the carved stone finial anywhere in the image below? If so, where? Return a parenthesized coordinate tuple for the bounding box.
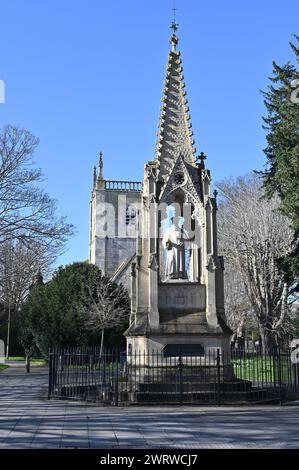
(213, 189, 218, 199)
(195, 151, 207, 168)
(98, 152, 104, 180)
(170, 30, 179, 51)
(93, 166, 97, 188)
(170, 9, 179, 51)
(199, 151, 206, 164)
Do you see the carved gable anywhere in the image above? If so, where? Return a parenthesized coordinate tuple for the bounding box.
(159, 155, 203, 207)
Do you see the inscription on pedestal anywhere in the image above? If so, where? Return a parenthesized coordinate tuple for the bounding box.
(158, 283, 206, 311)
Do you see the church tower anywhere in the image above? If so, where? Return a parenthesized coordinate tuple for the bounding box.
(89, 153, 142, 287)
(124, 22, 232, 358)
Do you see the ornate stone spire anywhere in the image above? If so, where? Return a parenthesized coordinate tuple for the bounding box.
(155, 21, 196, 182)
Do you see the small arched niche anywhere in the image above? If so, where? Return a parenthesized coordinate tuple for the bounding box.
(158, 186, 200, 283)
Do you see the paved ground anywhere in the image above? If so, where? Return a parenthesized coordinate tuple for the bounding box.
(1, 363, 299, 449)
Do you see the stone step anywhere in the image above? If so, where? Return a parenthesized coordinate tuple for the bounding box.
(134, 388, 276, 403)
(135, 365, 235, 382)
(138, 380, 253, 393)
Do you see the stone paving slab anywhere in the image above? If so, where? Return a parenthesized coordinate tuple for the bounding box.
(1, 364, 299, 448)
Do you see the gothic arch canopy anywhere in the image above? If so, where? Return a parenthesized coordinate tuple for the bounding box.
(158, 155, 203, 222)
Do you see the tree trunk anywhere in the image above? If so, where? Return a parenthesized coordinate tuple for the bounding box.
(236, 317, 246, 351)
(236, 335, 245, 350)
(25, 355, 30, 373)
(259, 325, 267, 355)
(5, 301, 11, 359)
(259, 325, 275, 355)
(99, 329, 105, 357)
(230, 333, 237, 350)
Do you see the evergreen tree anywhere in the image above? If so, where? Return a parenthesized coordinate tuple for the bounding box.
(19, 270, 44, 360)
(21, 262, 130, 358)
(261, 36, 299, 291)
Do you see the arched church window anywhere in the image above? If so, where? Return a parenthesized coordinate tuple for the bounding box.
(126, 205, 136, 225)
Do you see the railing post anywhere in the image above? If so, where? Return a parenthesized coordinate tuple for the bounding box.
(272, 350, 277, 391)
(48, 348, 52, 399)
(114, 350, 119, 406)
(277, 348, 283, 406)
(216, 348, 221, 406)
(178, 351, 183, 405)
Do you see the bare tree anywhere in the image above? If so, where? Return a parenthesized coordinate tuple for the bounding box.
(84, 277, 130, 355)
(0, 239, 53, 307)
(0, 125, 73, 248)
(224, 263, 257, 349)
(0, 124, 74, 356)
(0, 236, 63, 357)
(217, 173, 296, 353)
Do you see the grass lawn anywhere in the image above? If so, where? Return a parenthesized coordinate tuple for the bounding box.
(0, 364, 9, 371)
(7, 356, 47, 366)
(232, 355, 296, 383)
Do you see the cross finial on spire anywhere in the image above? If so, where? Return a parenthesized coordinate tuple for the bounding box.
(171, 7, 178, 29)
(195, 151, 207, 168)
(170, 7, 179, 51)
(199, 151, 207, 163)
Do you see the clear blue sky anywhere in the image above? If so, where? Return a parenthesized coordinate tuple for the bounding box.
(0, 0, 298, 268)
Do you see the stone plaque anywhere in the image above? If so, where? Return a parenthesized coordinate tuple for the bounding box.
(163, 343, 205, 357)
(158, 283, 206, 312)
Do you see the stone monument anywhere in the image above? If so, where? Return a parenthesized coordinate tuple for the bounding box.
(124, 22, 232, 364)
(89, 22, 232, 367)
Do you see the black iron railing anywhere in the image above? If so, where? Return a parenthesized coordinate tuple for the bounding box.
(48, 347, 299, 406)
